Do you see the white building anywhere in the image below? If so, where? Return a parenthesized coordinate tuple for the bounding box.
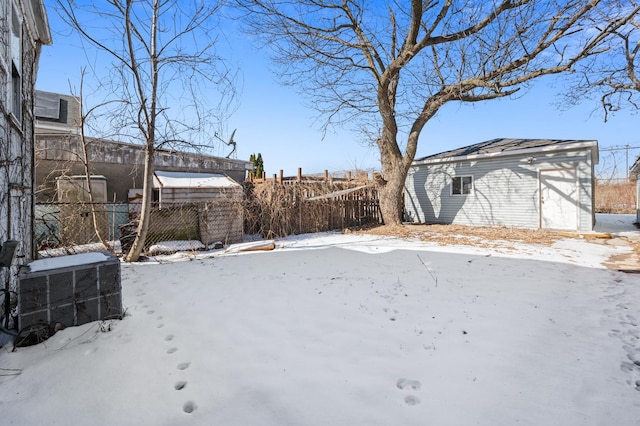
(405, 138, 599, 232)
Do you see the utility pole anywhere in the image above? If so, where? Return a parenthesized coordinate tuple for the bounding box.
(599, 144, 640, 181)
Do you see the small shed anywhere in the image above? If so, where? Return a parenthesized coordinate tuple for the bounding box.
(631, 156, 640, 224)
(404, 138, 599, 232)
(151, 171, 244, 245)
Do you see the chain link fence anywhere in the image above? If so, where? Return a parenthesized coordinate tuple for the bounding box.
(35, 199, 244, 257)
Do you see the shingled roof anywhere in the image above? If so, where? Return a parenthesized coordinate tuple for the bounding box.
(413, 138, 598, 165)
(631, 155, 640, 175)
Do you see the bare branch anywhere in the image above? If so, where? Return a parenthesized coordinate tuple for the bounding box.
(56, 0, 236, 261)
(234, 0, 638, 224)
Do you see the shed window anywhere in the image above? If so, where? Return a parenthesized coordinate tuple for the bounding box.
(452, 176, 473, 195)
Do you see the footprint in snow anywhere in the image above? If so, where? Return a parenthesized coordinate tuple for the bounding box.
(396, 378, 421, 390)
(183, 401, 197, 414)
(404, 395, 420, 406)
(397, 378, 422, 406)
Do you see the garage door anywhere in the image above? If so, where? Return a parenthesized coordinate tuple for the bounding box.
(539, 168, 578, 230)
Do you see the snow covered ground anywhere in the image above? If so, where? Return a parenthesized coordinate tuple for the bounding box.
(1, 214, 639, 425)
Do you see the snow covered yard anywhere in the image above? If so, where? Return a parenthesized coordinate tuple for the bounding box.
(1, 215, 639, 425)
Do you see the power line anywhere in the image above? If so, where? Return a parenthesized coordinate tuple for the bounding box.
(600, 145, 640, 152)
(599, 145, 640, 178)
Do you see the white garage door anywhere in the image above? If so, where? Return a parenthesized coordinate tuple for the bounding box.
(539, 168, 578, 231)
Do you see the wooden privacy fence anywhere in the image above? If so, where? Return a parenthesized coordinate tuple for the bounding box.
(244, 181, 381, 238)
(249, 167, 374, 185)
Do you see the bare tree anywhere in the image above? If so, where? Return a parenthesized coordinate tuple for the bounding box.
(76, 68, 122, 252)
(56, 0, 235, 261)
(235, 0, 639, 225)
(565, 1, 640, 121)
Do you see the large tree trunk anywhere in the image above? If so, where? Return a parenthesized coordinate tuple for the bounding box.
(125, 145, 154, 262)
(378, 176, 405, 226)
(377, 148, 411, 226)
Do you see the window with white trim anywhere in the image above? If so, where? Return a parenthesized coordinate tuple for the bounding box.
(0, 0, 8, 76)
(9, 1, 22, 122)
(452, 175, 473, 195)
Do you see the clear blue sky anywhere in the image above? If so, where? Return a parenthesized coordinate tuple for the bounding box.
(36, 2, 639, 179)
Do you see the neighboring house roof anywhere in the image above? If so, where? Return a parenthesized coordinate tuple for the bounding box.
(413, 138, 599, 166)
(25, 0, 52, 45)
(631, 156, 640, 175)
(153, 171, 241, 189)
(35, 91, 82, 134)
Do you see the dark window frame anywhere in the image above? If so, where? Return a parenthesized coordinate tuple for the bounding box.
(452, 175, 473, 195)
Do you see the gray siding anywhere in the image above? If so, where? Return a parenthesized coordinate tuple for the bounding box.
(159, 187, 243, 204)
(636, 175, 640, 224)
(405, 148, 594, 231)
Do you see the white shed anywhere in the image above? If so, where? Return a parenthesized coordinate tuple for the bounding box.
(404, 138, 599, 232)
(151, 171, 244, 245)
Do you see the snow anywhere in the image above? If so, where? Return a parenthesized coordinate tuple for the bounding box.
(1, 214, 640, 425)
(147, 240, 207, 255)
(595, 213, 639, 236)
(153, 171, 240, 188)
(26, 252, 112, 272)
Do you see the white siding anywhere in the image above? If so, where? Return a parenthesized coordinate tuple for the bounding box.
(405, 149, 595, 231)
(636, 175, 640, 224)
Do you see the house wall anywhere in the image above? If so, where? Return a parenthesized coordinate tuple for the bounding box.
(404, 148, 595, 231)
(636, 174, 640, 224)
(35, 135, 250, 202)
(1, 1, 49, 295)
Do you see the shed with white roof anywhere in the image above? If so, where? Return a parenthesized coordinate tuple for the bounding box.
(149, 171, 244, 245)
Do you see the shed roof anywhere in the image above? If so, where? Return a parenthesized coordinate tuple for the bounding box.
(153, 171, 240, 189)
(413, 138, 599, 166)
